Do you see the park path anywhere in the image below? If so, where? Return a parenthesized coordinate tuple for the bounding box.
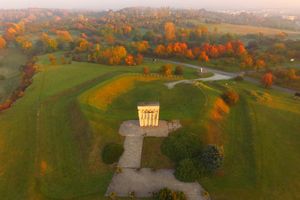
(159, 59, 299, 94)
(106, 120, 208, 200)
(165, 73, 232, 89)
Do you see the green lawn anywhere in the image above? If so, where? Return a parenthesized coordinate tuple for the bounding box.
(200, 81, 300, 200)
(0, 48, 27, 103)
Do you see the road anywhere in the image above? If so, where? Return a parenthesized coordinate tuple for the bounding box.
(158, 59, 299, 95)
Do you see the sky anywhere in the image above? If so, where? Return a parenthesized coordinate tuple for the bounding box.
(0, 0, 299, 10)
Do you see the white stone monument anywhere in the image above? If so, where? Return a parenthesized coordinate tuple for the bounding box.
(137, 102, 160, 127)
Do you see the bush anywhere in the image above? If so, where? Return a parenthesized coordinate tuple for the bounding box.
(221, 90, 240, 106)
(102, 143, 124, 164)
(174, 159, 199, 182)
(153, 188, 187, 200)
(174, 65, 184, 75)
(199, 145, 223, 173)
(161, 131, 203, 163)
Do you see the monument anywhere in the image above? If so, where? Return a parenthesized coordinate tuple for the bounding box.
(137, 102, 160, 127)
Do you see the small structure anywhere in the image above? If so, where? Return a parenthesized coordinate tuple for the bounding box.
(137, 102, 160, 127)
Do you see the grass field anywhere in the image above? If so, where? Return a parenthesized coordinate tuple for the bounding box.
(199, 23, 300, 39)
(0, 52, 299, 200)
(0, 48, 27, 103)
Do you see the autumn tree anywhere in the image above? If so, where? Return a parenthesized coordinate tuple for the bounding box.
(101, 46, 127, 65)
(164, 22, 176, 42)
(255, 59, 266, 71)
(135, 54, 144, 65)
(160, 64, 173, 76)
(198, 51, 209, 62)
(132, 41, 149, 53)
(76, 38, 89, 52)
(143, 66, 150, 75)
(154, 44, 167, 57)
(262, 72, 273, 88)
(48, 54, 57, 65)
(0, 36, 6, 49)
(125, 54, 135, 66)
(56, 30, 73, 43)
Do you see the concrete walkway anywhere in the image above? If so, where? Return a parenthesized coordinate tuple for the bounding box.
(165, 73, 232, 89)
(106, 168, 205, 200)
(106, 120, 208, 200)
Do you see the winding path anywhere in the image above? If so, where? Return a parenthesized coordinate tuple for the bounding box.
(159, 59, 299, 94)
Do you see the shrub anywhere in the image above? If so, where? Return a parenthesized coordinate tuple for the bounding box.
(153, 188, 187, 200)
(174, 159, 199, 182)
(199, 145, 223, 173)
(222, 90, 240, 106)
(161, 131, 203, 163)
(0, 74, 5, 80)
(174, 65, 184, 75)
(102, 143, 124, 164)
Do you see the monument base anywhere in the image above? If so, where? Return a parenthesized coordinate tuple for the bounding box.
(119, 120, 181, 137)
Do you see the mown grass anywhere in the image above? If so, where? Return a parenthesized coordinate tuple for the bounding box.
(199, 81, 300, 200)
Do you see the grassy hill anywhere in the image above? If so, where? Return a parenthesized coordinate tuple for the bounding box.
(0, 56, 299, 200)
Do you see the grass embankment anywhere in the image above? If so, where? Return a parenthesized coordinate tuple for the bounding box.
(200, 81, 300, 200)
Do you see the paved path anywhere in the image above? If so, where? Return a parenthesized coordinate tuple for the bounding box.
(159, 59, 299, 94)
(106, 168, 206, 200)
(106, 120, 208, 200)
(165, 73, 232, 89)
(118, 136, 144, 168)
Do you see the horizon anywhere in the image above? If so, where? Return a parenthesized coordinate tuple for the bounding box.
(0, 0, 300, 11)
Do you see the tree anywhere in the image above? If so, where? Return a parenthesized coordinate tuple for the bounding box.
(164, 22, 176, 42)
(48, 54, 57, 65)
(125, 54, 135, 66)
(76, 38, 89, 52)
(174, 159, 199, 182)
(262, 72, 273, 88)
(132, 41, 149, 53)
(0, 36, 7, 49)
(135, 54, 144, 65)
(200, 145, 223, 173)
(102, 143, 124, 164)
(143, 66, 150, 75)
(154, 44, 167, 57)
(255, 59, 266, 71)
(198, 51, 209, 62)
(160, 64, 173, 76)
(185, 49, 195, 59)
(222, 90, 240, 106)
(161, 132, 203, 163)
(175, 65, 184, 75)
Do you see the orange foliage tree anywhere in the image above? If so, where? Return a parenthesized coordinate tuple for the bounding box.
(262, 72, 274, 88)
(198, 51, 209, 62)
(0, 36, 6, 49)
(125, 54, 135, 66)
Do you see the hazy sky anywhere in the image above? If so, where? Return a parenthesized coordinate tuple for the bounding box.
(0, 0, 299, 10)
